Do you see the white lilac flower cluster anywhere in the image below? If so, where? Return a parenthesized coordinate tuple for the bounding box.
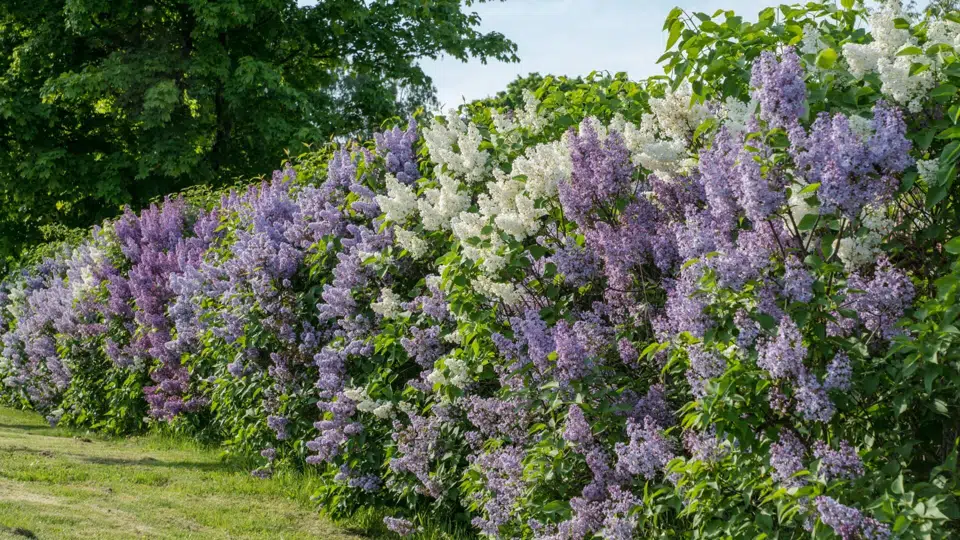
(801, 24, 826, 56)
(840, 0, 948, 112)
(344, 387, 395, 419)
(379, 93, 557, 277)
(422, 110, 490, 184)
(427, 355, 470, 388)
(610, 86, 709, 179)
(472, 275, 522, 306)
(395, 228, 429, 259)
(418, 174, 471, 232)
(416, 95, 558, 277)
(836, 205, 897, 270)
(716, 97, 754, 137)
(372, 287, 404, 319)
(917, 158, 940, 185)
(376, 175, 418, 223)
(491, 90, 551, 148)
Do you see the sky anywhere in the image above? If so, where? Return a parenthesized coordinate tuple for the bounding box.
(297, 0, 784, 109)
(421, 0, 783, 109)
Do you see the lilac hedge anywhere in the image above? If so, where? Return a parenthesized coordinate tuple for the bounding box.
(3, 1, 960, 538)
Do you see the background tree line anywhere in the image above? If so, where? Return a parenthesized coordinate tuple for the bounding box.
(0, 0, 516, 265)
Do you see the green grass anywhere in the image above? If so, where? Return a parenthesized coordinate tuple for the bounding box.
(0, 407, 363, 539)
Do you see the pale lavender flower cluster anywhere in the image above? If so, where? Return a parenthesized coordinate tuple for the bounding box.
(630, 384, 674, 429)
(769, 429, 807, 487)
(755, 309, 836, 422)
(375, 118, 420, 185)
(470, 446, 526, 535)
(751, 47, 806, 128)
(814, 440, 864, 482)
(686, 345, 727, 399)
(757, 317, 807, 381)
(683, 427, 725, 463)
(614, 416, 675, 480)
(789, 102, 911, 217)
(465, 396, 532, 443)
(654, 266, 712, 340)
(563, 405, 593, 447)
(845, 257, 915, 341)
(389, 412, 443, 498)
(824, 352, 853, 392)
(383, 517, 420, 537)
(783, 257, 814, 303)
(267, 415, 290, 441)
(559, 120, 633, 229)
(815, 496, 891, 540)
(545, 235, 599, 287)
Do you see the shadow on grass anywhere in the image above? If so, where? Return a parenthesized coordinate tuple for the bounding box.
(0, 525, 37, 539)
(75, 454, 244, 473)
(0, 423, 54, 433)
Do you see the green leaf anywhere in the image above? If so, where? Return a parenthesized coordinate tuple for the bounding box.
(931, 84, 958, 98)
(945, 237, 960, 255)
(927, 43, 954, 55)
(892, 474, 905, 495)
(933, 399, 949, 415)
(942, 141, 960, 165)
(667, 20, 684, 51)
(936, 126, 960, 139)
(911, 62, 931, 76)
(797, 213, 819, 231)
(897, 45, 923, 56)
(815, 48, 838, 69)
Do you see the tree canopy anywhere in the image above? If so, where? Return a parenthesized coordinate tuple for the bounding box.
(0, 0, 516, 261)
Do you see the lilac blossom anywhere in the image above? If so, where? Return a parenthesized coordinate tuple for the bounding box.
(615, 416, 676, 480)
(795, 375, 836, 423)
(683, 427, 725, 463)
(559, 119, 633, 229)
(757, 317, 807, 381)
(824, 352, 853, 392)
(845, 257, 914, 341)
(770, 429, 807, 487)
(375, 118, 420, 185)
(783, 257, 814, 303)
(686, 345, 726, 399)
(267, 415, 290, 441)
(789, 102, 911, 217)
(631, 384, 674, 429)
(471, 446, 526, 535)
(751, 47, 806, 128)
(815, 496, 890, 540)
(814, 440, 864, 482)
(389, 412, 443, 498)
(563, 405, 593, 447)
(383, 517, 420, 537)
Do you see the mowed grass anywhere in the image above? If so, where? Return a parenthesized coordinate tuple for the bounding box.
(0, 407, 362, 539)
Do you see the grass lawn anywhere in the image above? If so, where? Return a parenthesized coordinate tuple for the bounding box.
(0, 407, 364, 539)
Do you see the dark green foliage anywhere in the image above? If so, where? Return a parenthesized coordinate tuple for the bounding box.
(0, 0, 517, 264)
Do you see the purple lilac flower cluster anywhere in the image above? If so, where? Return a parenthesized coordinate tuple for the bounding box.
(815, 496, 891, 539)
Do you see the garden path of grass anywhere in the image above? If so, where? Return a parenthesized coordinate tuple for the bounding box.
(0, 407, 363, 539)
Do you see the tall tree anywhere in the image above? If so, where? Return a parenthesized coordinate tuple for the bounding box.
(0, 0, 516, 260)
